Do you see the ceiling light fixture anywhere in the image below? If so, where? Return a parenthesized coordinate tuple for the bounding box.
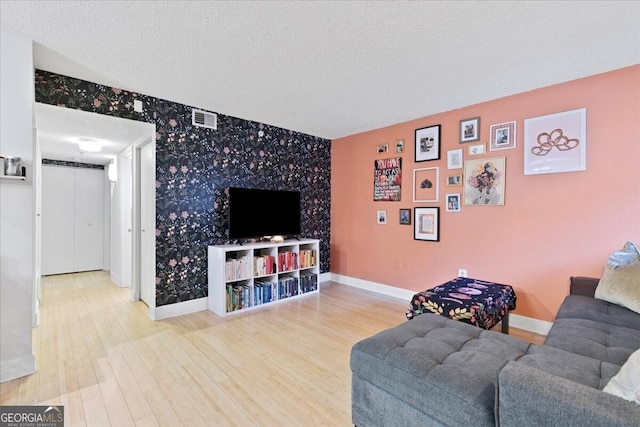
(77, 137, 102, 152)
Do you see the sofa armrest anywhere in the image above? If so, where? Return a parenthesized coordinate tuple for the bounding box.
(496, 361, 640, 427)
(569, 276, 600, 297)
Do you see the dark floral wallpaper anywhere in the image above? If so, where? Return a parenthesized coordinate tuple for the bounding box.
(35, 70, 331, 307)
(42, 159, 104, 170)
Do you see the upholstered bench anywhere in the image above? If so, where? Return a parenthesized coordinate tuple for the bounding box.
(406, 277, 516, 333)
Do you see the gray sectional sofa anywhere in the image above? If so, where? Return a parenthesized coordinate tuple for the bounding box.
(350, 276, 640, 426)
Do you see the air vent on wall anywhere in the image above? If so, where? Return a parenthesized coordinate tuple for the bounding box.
(192, 109, 217, 130)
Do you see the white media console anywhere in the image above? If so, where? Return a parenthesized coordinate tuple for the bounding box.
(208, 239, 320, 317)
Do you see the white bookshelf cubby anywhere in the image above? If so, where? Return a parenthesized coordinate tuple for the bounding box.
(208, 239, 320, 316)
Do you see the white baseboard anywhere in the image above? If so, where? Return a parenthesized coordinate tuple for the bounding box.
(330, 273, 551, 336)
(150, 297, 208, 321)
(509, 314, 552, 336)
(110, 272, 124, 288)
(330, 273, 415, 301)
(0, 354, 36, 383)
(148, 272, 331, 321)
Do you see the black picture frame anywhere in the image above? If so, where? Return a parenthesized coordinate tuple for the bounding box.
(399, 208, 411, 225)
(415, 125, 441, 162)
(413, 207, 440, 241)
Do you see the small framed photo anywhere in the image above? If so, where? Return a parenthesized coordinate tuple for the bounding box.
(377, 210, 387, 224)
(459, 116, 480, 143)
(447, 149, 463, 169)
(468, 143, 485, 156)
(415, 125, 441, 162)
(413, 167, 439, 202)
(490, 121, 516, 151)
(414, 207, 439, 242)
(446, 174, 463, 186)
(377, 143, 388, 154)
(399, 208, 411, 225)
(395, 139, 405, 153)
(446, 193, 461, 212)
(464, 157, 506, 206)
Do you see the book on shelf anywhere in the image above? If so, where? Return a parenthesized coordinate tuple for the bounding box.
(299, 271, 318, 293)
(278, 251, 299, 272)
(278, 276, 299, 299)
(225, 254, 252, 281)
(254, 254, 275, 276)
(299, 249, 317, 268)
(226, 283, 252, 312)
(255, 280, 277, 304)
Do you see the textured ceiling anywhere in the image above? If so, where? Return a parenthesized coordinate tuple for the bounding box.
(2, 1, 640, 141)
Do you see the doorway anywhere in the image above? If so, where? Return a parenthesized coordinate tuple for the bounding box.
(34, 103, 155, 317)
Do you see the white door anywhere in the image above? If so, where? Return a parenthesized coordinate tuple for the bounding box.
(120, 153, 133, 287)
(41, 166, 75, 275)
(140, 142, 155, 307)
(41, 165, 105, 275)
(74, 168, 104, 272)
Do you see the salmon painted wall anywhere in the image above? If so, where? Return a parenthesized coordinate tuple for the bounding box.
(331, 65, 640, 322)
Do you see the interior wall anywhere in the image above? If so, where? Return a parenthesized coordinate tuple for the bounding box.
(34, 70, 332, 308)
(331, 65, 640, 322)
(0, 30, 36, 383)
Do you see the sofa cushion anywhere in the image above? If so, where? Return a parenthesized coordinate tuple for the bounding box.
(603, 348, 640, 404)
(595, 241, 640, 315)
(555, 294, 640, 330)
(544, 317, 640, 365)
(350, 314, 531, 426)
(515, 345, 621, 389)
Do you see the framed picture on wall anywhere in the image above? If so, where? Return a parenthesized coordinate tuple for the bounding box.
(415, 125, 441, 162)
(464, 157, 506, 206)
(490, 121, 516, 151)
(446, 174, 463, 186)
(468, 143, 485, 156)
(447, 149, 463, 169)
(399, 208, 411, 225)
(445, 193, 461, 212)
(414, 207, 439, 241)
(523, 108, 586, 175)
(459, 117, 481, 143)
(377, 210, 387, 224)
(413, 167, 439, 202)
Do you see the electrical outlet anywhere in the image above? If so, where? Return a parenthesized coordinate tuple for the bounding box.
(458, 269, 468, 278)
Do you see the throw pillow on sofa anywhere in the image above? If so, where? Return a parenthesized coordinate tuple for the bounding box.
(602, 348, 640, 404)
(595, 241, 640, 315)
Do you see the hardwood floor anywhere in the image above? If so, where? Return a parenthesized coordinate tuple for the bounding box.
(0, 271, 544, 426)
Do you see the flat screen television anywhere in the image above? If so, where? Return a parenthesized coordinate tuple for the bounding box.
(228, 187, 301, 240)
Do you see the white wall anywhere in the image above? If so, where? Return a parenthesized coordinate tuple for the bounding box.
(0, 30, 36, 383)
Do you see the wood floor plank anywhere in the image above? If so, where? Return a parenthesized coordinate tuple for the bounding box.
(0, 270, 546, 426)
